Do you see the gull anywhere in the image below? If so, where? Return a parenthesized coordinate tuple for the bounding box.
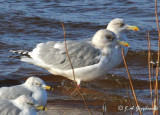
(107, 18, 139, 65)
(0, 95, 46, 115)
(11, 29, 129, 86)
(0, 76, 53, 106)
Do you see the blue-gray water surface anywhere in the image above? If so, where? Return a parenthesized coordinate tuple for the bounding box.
(0, 0, 160, 114)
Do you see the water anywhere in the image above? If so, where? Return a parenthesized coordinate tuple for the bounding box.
(0, 0, 160, 114)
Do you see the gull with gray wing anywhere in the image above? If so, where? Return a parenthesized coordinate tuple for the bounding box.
(0, 76, 52, 106)
(11, 29, 129, 85)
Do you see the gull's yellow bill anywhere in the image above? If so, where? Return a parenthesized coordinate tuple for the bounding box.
(44, 86, 54, 91)
(117, 41, 130, 47)
(127, 26, 139, 31)
(36, 106, 47, 111)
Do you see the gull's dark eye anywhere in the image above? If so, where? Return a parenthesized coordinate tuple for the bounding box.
(36, 83, 42, 87)
(107, 35, 113, 40)
(119, 23, 125, 27)
(27, 102, 34, 105)
(36, 83, 41, 86)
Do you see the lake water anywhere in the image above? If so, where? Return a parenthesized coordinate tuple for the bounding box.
(0, 0, 160, 114)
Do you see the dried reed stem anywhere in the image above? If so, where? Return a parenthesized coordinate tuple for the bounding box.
(155, 0, 160, 114)
(151, 63, 155, 85)
(147, 31, 154, 109)
(122, 48, 142, 115)
(126, 85, 133, 115)
(61, 22, 92, 115)
(153, 98, 157, 115)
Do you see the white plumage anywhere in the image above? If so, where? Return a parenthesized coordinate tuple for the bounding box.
(0, 95, 45, 115)
(12, 18, 139, 85)
(0, 76, 51, 106)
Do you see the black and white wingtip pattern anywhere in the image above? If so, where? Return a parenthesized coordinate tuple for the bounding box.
(10, 50, 29, 55)
(150, 60, 160, 68)
(10, 50, 31, 58)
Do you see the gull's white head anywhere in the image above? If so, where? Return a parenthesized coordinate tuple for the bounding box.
(24, 76, 52, 91)
(92, 29, 129, 48)
(107, 18, 139, 34)
(92, 29, 117, 47)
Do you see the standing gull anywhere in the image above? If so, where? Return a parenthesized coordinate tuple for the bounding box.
(0, 95, 46, 115)
(11, 29, 129, 85)
(0, 76, 52, 106)
(107, 18, 139, 66)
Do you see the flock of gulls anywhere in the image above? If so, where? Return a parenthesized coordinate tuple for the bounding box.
(0, 77, 51, 115)
(2, 18, 139, 115)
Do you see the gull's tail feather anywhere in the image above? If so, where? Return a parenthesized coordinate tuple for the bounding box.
(10, 50, 46, 68)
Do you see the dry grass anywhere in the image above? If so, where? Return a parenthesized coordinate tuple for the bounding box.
(147, 31, 155, 115)
(153, 0, 160, 114)
(61, 22, 92, 115)
(122, 0, 160, 115)
(122, 48, 142, 115)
